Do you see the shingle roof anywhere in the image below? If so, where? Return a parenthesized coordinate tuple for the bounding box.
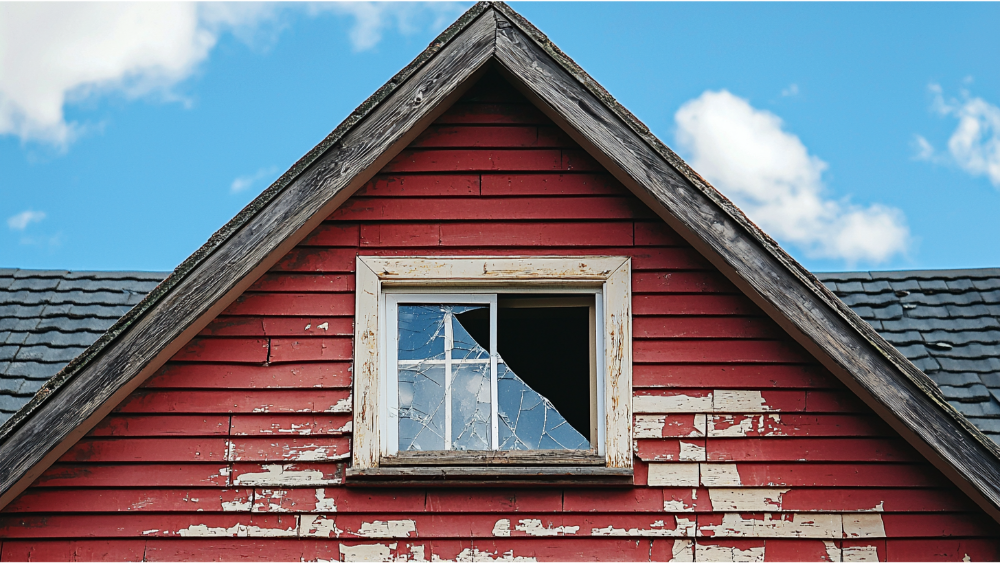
(816, 268, 1000, 443)
(0, 269, 167, 422)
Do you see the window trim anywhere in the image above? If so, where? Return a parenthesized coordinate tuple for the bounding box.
(352, 255, 632, 472)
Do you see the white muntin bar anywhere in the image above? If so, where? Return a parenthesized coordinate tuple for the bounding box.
(489, 294, 499, 450)
(444, 311, 454, 450)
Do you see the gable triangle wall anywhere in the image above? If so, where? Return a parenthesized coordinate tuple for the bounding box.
(2, 69, 998, 563)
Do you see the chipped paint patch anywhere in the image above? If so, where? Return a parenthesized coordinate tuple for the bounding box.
(700, 513, 841, 538)
(177, 522, 297, 537)
(221, 498, 253, 512)
(843, 514, 886, 538)
(327, 396, 352, 413)
(492, 519, 511, 537)
(842, 545, 879, 562)
(340, 543, 391, 562)
(234, 464, 338, 486)
(708, 489, 788, 511)
(670, 539, 695, 562)
(252, 489, 288, 512)
(454, 548, 537, 562)
(713, 390, 771, 412)
(701, 464, 742, 487)
(695, 543, 764, 562)
(512, 518, 578, 536)
(634, 393, 712, 413)
(591, 516, 694, 537)
(355, 519, 417, 538)
(649, 463, 699, 487)
(635, 415, 666, 438)
(679, 441, 706, 461)
(663, 499, 696, 513)
(823, 541, 841, 562)
(301, 514, 341, 538)
(315, 488, 338, 512)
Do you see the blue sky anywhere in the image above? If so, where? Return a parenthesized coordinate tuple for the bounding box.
(2, 2, 999, 273)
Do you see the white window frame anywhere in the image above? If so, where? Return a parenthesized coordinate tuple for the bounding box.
(353, 256, 632, 470)
(384, 290, 605, 456)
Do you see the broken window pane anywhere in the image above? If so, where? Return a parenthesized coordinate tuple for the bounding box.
(398, 364, 446, 451)
(496, 362, 590, 451)
(451, 362, 492, 450)
(396, 300, 591, 452)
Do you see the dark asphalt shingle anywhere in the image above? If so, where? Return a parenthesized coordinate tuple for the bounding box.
(819, 268, 1000, 439)
(0, 269, 168, 421)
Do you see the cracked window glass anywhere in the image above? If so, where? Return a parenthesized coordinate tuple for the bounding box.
(396, 300, 590, 452)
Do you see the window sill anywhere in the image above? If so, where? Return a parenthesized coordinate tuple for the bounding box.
(345, 465, 633, 487)
(380, 450, 605, 466)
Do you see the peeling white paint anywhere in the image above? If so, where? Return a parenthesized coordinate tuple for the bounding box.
(492, 519, 511, 537)
(843, 514, 886, 539)
(842, 545, 879, 562)
(301, 514, 341, 538)
(669, 539, 694, 562)
(177, 522, 297, 537)
(454, 548, 537, 562)
(318, 322, 329, 331)
(234, 464, 339, 486)
(408, 545, 427, 562)
(512, 518, 578, 536)
(695, 544, 765, 562)
(634, 393, 712, 413)
(708, 415, 755, 437)
(591, 516, 694, 537)
(327, 397, 352, 413)
(648, 463, 699, 487)
(823, 541, 841, 562)
(713, 390, 771, 412)
(315, 488, 337, 512)
(340, 543, 391, 562)
(221, 498, 253, 512)
(282, 443, 347, 462)
(142, 529, 159, 535)
(708, 489, 788, 511)
(356, 520, 417, 538)
(253, 489, 288, 513)
(663, 499, 696, 512)
(699, 513, 841, 538)
(700, 464, 742, 487)
(679, 441, 706, 462)
(635, 415, 666, 438)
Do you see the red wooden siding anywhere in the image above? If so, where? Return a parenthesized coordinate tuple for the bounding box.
(2, 71, 998, 562)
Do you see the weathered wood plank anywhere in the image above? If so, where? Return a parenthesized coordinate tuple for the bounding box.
(146, 362, 350, 389)
(331, 196, 655, 221)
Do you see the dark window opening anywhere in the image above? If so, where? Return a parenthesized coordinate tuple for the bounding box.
(455, 295, 593, 440)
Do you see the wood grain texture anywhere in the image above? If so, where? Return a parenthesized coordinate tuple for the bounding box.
(493, 8, 1000, 520)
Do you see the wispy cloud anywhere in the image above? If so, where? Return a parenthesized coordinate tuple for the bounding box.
(675, 90, 909, 266)
(781, 83, 799, 97)
(231, 166, 279, 194)
(0, 2, 464, 149)
(916, 84, 1000, 188)
(7, 210, 46, 231)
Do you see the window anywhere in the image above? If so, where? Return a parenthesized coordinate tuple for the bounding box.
(350, 256, 632, 480)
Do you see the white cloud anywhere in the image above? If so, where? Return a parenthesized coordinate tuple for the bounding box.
(675, 90, 909, 265)
(7, 210, 46, 231)
(314, 2, 465, 52)
(912, 134, 936, 162)
(781, 83, 799, 97)
(919, 84, 1000, 187)
(231, 166, 279, 194)
(0, 3, 466, 147)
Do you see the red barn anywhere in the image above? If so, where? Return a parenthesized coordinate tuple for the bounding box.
(2, 3, 999, 561)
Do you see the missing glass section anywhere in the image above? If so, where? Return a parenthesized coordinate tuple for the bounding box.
(455, 295, 592, 450)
